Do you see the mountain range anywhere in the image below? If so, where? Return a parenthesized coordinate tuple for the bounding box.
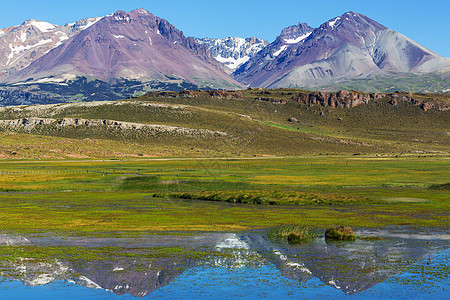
(0, 9, 449, 106)
(233, 11, 450, 89)
(1, 9, 240, 89)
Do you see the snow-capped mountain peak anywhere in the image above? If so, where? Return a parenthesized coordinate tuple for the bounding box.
(22, 20, 56, 32)
(0, 16, 103, 78)
(1, 9, 241, 90)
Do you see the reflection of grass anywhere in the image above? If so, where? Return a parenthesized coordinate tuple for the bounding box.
(0, 245, 205, 262)
(358, 236, 384, 241)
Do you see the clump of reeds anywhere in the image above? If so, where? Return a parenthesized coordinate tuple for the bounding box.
(269, 225, 316, 243)
(325, 226, 356, 241)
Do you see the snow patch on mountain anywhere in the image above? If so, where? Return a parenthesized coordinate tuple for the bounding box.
(29, 20, 56, 32)
(77, 17, 101, 31)
(284, 32, 311, 44)
(215, 55, 250, 70)
(19, 32, 27, 43)
(6, 38, 53, 65)
(67, 17, 102, 31)
(328, 17, 341, 28)
(273, 45, 287, 57)
(196, 36, 268, 70)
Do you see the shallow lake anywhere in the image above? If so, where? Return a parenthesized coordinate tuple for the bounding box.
(0, 227, 448, 299)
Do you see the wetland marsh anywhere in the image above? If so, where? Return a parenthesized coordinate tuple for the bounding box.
(0, 155, 448, 298)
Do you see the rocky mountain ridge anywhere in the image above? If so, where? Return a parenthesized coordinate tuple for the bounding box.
(232, 22, 314, 86)
(293, 90, 449, 111)
(131, 88, 450, 111)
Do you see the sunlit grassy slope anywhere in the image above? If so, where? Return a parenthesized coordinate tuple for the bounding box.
(0, 89, 448, 159)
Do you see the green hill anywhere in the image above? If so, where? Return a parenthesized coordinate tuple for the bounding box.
(0, 89, 448, 159)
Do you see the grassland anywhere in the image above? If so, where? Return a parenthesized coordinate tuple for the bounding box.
(0, 156, 447, 234)
(0, 89, 448, 235)
(0, 89, 448, 159)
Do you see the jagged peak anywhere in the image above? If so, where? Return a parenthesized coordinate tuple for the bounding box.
(278, 22, 313, 39)
(131, 8, 152, 15)
(319, 11, 387, 31)
(113, 10, 127, 15)
(20, 19, 56, 32)
(275, 22, 313, 45)
(198, 36, 267, 43)
(109, 8, 155, 19)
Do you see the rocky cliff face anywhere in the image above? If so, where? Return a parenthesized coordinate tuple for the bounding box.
(296, 91, 372, 108)
(233, 11, 450, 88)
(293, 90, 449, 111)
(195, 37, 268, 71)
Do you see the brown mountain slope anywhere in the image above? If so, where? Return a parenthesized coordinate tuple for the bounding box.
(1, 9, 242, 90)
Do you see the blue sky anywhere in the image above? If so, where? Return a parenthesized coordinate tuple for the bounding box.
(2, 0, 449, 57)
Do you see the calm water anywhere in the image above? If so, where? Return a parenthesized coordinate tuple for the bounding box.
(0, 227, 448, 299)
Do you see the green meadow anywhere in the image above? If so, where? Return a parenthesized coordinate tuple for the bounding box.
(0, 156, 448, 234)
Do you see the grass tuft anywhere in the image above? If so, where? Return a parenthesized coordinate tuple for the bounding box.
(269, 225, 316, 243)
(325, 226, 356, 241)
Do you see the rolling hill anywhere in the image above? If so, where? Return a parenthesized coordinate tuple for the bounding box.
(0, 88, 448, 159)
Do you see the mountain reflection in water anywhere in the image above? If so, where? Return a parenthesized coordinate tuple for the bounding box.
(0, 228, 448, 298)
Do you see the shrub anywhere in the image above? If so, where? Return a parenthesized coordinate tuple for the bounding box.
(429, 183, 450, 190)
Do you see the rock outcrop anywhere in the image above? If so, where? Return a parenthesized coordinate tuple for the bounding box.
(0, 117, 227, 136)
(295, 91, 371, 108)
(293, 90, 449, 111)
